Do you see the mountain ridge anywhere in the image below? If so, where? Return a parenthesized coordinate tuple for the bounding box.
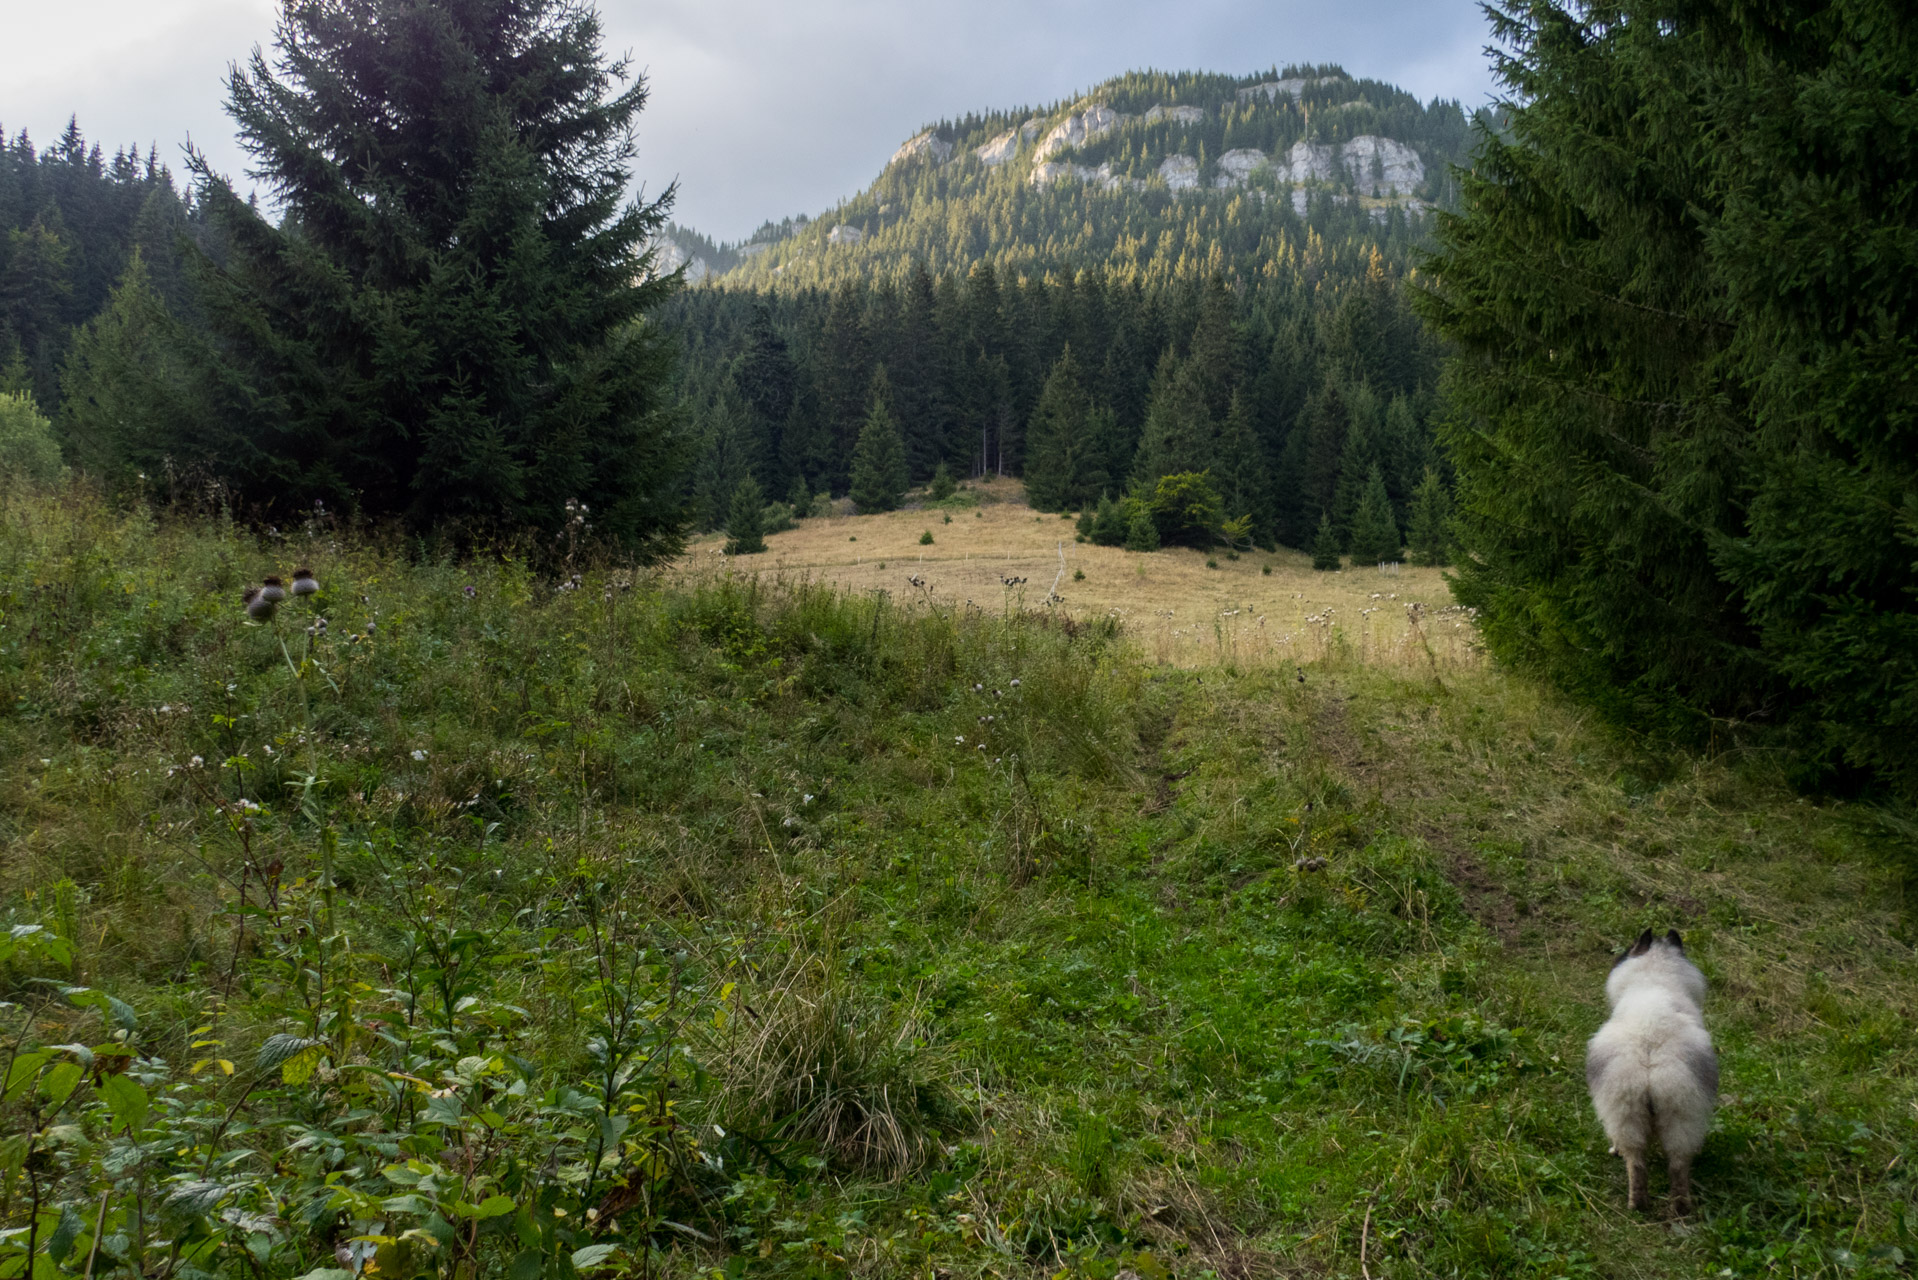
(654, 63, 1474, 288)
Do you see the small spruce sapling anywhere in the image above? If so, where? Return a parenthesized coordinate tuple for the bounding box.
(1125, 504, 1161, 552)
(1311, 512, 1343, 571)
(1408, 467, 1454, 567)
(1348, 464, 1401, 564)
(725, 476, 768, 554)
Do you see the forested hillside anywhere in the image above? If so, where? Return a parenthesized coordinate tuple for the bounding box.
(663, 66, 1472, 290)
(662, 65, 1468, 557)
(0, 122, 217, 410)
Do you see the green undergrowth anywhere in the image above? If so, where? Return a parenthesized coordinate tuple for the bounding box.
(1, 481, 1914, 1280)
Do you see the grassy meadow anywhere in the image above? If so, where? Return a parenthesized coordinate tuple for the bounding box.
(2, 478, 1915, 1280)
(683, 479, 1483, 673)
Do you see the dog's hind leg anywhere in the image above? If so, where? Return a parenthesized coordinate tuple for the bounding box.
(1668, 1152, 1694, 1216)
(1620, 1144, 1650, 1212)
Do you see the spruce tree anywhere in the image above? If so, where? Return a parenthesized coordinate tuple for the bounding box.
(1132, 350, 1216, 485)
(185, 0, 686, 553)
(1406, 467, 1452, 567)
(1022, 346, 1105, 511)
(57, 252, 215, 483)
(1347, 464, 1400, 564)
(1311, 512, 1342, 571)
(1214, 388, 1272, 541)
(928, 462, 955, 501)
(849, 366, 907, 513)
(1124, 502, 1160, 552)
(1419, 0, 1918, 793)
(724, 476, 767, 555)
(1089, 494, 1127, 547)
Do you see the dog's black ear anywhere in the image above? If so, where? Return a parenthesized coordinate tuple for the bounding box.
(1629, 928, 1655, 957)
(1666, 929, 1684, 950)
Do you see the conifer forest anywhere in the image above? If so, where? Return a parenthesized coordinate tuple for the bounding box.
(0, 2, 1913, 1279)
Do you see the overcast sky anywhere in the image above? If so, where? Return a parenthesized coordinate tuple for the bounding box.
(1, 0, 1502, 244)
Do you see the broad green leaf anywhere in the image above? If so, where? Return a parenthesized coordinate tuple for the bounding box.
(293, 1271, 356, 1280)
(101, 1072, 148, 1134)
(46, 1207, 84, 1265)
(508, 1249, 542, 1280)
(4, 1053, 49, 1100)
(38, 1061, 83, 1106)
(472, 1194, 515, 1220)
(256, 1033, 324, 1075)
(571, 1244, 618, 1269)
(282, 1044, 327, 1086)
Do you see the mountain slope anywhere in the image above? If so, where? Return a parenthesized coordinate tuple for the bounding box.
(664, 65, 1475, 289)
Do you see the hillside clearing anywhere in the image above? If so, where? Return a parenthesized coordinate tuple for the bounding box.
(1, 483, 1911, 1280)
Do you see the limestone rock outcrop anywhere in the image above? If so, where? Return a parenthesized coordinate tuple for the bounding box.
(889, 131, 952, 167)
(826, 224, 865, 246)
(1144, 104, 1205, 125)
(1336, 135, 1424, 196)
(975, 129, 1020, 167)
(1214, 148, 1268, 187)
(1033, 104, 1129, 163)
(1157, 154, 1200, 191)
(648, 237, 708, 283)
(1205, 136, 1425, 195)
(1280, 139, 1343, 184)
(1030, 159, 1131, 192)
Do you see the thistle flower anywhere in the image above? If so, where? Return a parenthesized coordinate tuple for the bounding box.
(243, 586, 277, 621)
(463, 584, 478, 600)
(290, 568, 319, 596)
(259, 576, 288, 604)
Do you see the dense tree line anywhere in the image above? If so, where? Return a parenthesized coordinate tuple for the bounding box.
(1422, 0, 1917, 797)
(0, 120, 216, 410)
(667, 255, 1452, 559)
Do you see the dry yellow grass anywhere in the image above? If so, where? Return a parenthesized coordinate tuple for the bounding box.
(677, 478, 1482, 670)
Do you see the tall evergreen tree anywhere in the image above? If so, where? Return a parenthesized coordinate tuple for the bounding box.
(57, 252, 216, 482)
(724, 475, 767, 555)
(1406, 467, 1453, 567)
(815, 280, 871, 490)
(1310, 511, 1342, 571)
(185, 0, 687, 552)
(1347, 464, 1400, 564)
(849, 365, 908, 512)
(1022, 346, 1106, 512)
(1213, 388, 1272, 541)
(1132, 351, 1216, 484)
(1418, 0, 1918, 792)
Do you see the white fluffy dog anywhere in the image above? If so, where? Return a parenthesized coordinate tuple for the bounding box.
(1586, 929, 1718, 1214)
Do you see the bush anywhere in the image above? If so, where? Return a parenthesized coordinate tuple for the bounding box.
(920, 529, 934, 545)
(1145, 471, 1225, 548)
(762, 500, 797, 535)
(0, 391, 62, 484)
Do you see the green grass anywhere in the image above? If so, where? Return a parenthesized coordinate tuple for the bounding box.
(1, 480, 1914, 1279)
